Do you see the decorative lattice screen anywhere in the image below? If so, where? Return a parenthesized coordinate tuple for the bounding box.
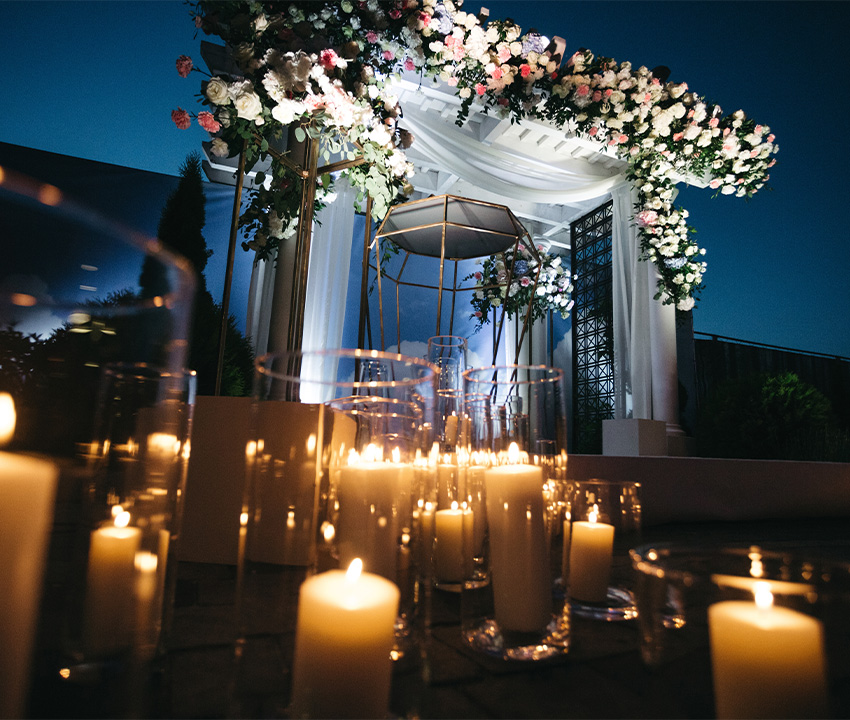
(571, 201, 614, 454)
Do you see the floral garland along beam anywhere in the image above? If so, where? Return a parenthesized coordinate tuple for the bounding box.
(172, 0, 777, 312)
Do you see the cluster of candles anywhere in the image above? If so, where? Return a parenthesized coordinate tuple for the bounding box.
(0, 392, 836, 719)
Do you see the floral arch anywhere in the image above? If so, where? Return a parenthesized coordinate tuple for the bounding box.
(174, 0, 776, 313)
(173, 0, 776, 450)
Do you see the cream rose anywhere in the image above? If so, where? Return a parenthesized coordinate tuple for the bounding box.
(205, 77, 230, 105)
(234, 90, 263, 122)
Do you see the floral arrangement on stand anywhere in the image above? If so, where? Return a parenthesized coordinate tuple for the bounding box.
(465, 244, 574, 332)
(172, 0, 777, 310)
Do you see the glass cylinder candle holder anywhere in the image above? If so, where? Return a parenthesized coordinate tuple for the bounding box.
(0, 169, 195, 718)
(460, 365, 570, 661)
(630, 543, 850, 719)
(427, 336, 467, 451)
(562, 478, 641, 621)
(236, 350, 436, 717)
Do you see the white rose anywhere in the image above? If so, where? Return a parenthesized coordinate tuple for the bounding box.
(271, 99, 305, 125)
(210, 138, 229, 157)
(205, 77, 230, 105)
(234, 91, 263, 122)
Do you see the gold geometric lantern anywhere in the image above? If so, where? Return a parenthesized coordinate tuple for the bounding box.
(361, 194, 545, 366)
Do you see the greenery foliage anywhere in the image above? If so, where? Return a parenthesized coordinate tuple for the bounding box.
(145, 152, 254, 396)
(696, 372, 848, 462)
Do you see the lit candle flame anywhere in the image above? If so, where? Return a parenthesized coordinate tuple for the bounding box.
(346, 558, 363, 583)
(391, 447, 401, 463)
(588, 504, 599, 524)
(754, 581, 774, 610)
(114, 511, 131, 528)
(507, 442, 520, 464)
(0, 392, 16, 446)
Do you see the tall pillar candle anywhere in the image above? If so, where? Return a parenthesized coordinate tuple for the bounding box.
(0, 450, 58, 719)
(290, 560, 400, 719)
(434, 502, 473, 583)
(84, 521, 142, 656)
(336, 461, 413, 582)
(483, 461, 550, 632)
(568, 511, 615, 602)
(709, 583, 829, 719)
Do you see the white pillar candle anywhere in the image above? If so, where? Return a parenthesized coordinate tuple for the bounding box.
(290, 560, 400, 719)
(709, 583, 830, 719)
(84, 520, 142, 656)
(336, 461, 413, 582)
(444, 413, 459, 446)
(0, 450, 58, 719)
(434, 502, 473, 583)
(483, 449, 550, 633)
(134, 551, 158, 652)
(436, 461, 458, 509)
(568, 508, 615, 603)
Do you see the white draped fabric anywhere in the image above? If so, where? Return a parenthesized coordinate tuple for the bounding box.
(611, 182, 681, 428)
(243, 111, 683, 440)
(611, 182, 651, 419)
(246, 177, 357, 394)
(400, 103, 623, 204)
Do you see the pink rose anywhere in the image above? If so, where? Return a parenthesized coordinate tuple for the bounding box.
(673, 132, 683, 142)
(176, 55, 193, 78)
(475, 83, 486, 95)
(383, 49, 395, 61)
(604, 88, 613, 98)
(367, 31, 378, 43)
(592, 90, 602, 102)
(520, 276, 531, 287)
(520, 64, 531, 78)
(588, 126, 598, 137)
(767, 134, 775, 142)
(708, 117, 719, 128)
(389, 8, 401, 19)
(197, 111, 221, 133)
(474, 272, 483, 280)
(575, 84, 590, 97)
(491, 67, 502, 80)
(644, 92, 652, 103)
(320, 48, 339, 70)
(709, 179, 721, 189)
(447, 76, 459, 87)
(498, 45, 511, 63)
(636, 210, 659, 227)
(171, 108, 191, 129)
(475, 311, 482, 318)
(404, 57, 415, 71)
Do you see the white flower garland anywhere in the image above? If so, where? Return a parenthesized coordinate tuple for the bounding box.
(173, 0, 777, 310)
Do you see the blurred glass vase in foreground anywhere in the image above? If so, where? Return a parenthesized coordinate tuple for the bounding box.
(0, 168, 196, 717)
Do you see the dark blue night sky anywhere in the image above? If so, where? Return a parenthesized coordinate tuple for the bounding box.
(1, 1, 847, 357)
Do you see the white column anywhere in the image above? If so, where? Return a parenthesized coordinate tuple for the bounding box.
(646, 261, 686, 444)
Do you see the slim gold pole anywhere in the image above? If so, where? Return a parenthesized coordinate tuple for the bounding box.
(286, 135, 320, 355)
(214, 139, 247, 396)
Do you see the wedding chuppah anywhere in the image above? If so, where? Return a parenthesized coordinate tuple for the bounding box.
(172, 0, 777, 452)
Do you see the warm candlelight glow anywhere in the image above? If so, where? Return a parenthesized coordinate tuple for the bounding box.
(391, 446, 401, 463)
(588, 504, 599, 523)
(0, 393, 15, 446)
(114, 511, 131, 528)
(507, 442, 520, 464)
(753, 582, 774, 610)
(135, 551, 158, 574)
(346, 558, 363, 583)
